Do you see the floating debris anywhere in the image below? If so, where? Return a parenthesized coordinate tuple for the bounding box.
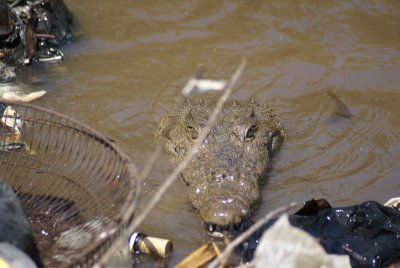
(129, 232, 173, 258)
(182, 78, 227, 96)
(1, 105, 22, 134)
(385, 197, 400, 210)
(1, 90, 46, 102)
(243, 199, 400, 267)
(326, 91, 352, 119)
(175, 242, 222, 268)
(254, 214, 351, 268)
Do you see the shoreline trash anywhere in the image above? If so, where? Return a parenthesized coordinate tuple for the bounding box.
(242, 198, 400, 268)
(175, 242, 222, 268)
(254, 214, 351, 268)
(129, 232, 173, 258)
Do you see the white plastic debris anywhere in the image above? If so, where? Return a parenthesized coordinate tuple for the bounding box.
(181, 78, 226, 96)
(1, 90, 46, 102)
(254, 214, 351, 268)
(1, 106, 22, 135)
(384, 197, 400, 208)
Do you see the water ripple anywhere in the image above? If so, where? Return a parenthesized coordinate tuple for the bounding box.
(260, 90, 400, 212)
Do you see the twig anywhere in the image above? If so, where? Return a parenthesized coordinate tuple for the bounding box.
(208, 202, 297, 268)
(128, 58, 247, 233)
(132, 146, 163, 212)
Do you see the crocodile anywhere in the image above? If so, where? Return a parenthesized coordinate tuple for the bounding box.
(157, 99, 284, 236)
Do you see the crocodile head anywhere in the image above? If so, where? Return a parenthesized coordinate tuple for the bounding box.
(157, 99, 284, 236)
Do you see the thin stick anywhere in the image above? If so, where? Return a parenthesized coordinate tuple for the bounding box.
(129, 58, 247, 233)
(207, 202, 297, 268)
(131, 146, 163, 215)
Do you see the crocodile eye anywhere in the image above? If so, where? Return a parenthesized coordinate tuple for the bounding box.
(187, 126, 199, 140)
(267, 130, 281, 154)
(245, 124, 258, 140)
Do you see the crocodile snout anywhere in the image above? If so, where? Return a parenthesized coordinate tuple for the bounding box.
(199, 195, 250, 226)
(197, 188, 255, 237)
(188, 171, 261, 233)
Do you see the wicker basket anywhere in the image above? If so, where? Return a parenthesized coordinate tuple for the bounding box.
(0, 101, 137, 267)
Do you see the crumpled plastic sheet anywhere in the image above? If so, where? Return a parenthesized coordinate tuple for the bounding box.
(240, 199, 400, 268)
(254, 214, 351, 268)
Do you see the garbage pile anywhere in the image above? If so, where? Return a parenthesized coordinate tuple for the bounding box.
(0, 0, 73, 103)
(245, 198, 400, 268)
(0, 0, 73, 70)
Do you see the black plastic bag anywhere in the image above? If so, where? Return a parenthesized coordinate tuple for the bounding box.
(241, 199, 400, 268)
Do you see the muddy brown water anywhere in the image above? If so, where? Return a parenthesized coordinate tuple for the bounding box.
(20, 0, 400, 266)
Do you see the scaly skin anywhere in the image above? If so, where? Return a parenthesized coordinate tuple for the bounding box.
(157, 99, 284, 228)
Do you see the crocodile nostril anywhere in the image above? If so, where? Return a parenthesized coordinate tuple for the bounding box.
(214, 173, 229, 182)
